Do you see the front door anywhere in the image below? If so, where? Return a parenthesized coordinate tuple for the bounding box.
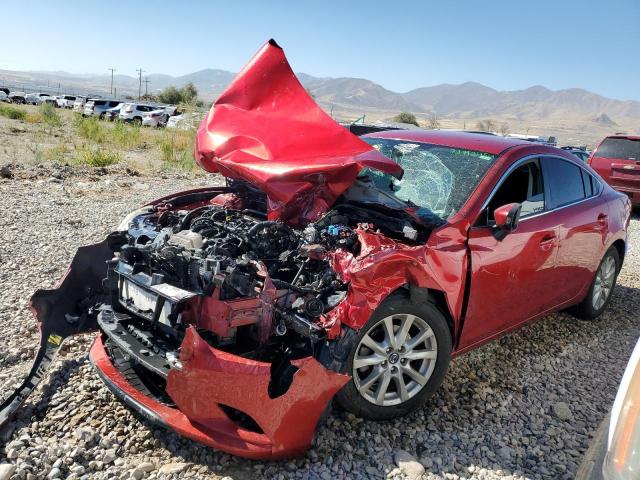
(457, 158, 562, 350)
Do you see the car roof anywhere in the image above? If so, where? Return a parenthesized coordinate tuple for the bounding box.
(362, 129, 530, 155)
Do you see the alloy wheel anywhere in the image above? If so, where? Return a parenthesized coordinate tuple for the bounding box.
(592, 254, 616, 310)
(353, 314, 438, 406)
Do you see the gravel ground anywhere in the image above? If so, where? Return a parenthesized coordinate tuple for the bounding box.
(0, 163, 638, 480)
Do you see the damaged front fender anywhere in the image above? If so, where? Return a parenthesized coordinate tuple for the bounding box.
(0, 240, 112, 427)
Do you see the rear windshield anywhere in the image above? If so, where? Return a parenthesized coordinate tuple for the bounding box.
(596, 138, 640, 161)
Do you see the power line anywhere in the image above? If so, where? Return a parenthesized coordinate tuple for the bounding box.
(136, 68, 145, 100)
(108, 68, 116, 95)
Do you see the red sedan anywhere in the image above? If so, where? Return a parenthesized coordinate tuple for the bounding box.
(0, 40, 631, 459)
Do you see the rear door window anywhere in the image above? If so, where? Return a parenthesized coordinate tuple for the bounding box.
(541, 157, 586, 208)
(95, 100, 106, 106)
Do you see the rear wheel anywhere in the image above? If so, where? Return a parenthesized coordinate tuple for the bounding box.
(336, 293, 451, 420)
(570, 247, 620, 320)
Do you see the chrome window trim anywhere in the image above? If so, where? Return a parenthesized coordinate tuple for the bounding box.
(478, 154, 604, 225)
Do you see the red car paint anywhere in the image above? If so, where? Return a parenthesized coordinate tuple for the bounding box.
(588, 135, 640, 206)
(5, 40, 631, 460)
(194, 39, 401, 225)
(90, 332, 348, 459)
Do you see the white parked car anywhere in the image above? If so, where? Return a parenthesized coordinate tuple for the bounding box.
(0, 91, 8, 102)
(73, 97, 87, 112)
(119, 103, 158, 124)
(141, 108, 172, 127)
(166, 112, 201, 130)
(102, 105, 122, 122)
(57, 95, 77, 109)
(577, 338, 640, 479)
(83, 99, 121, 118)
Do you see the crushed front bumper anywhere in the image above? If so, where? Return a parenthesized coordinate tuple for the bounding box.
(89, 327, 349, 459)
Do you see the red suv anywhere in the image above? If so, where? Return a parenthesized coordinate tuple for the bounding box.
(589, 135, 640, 206)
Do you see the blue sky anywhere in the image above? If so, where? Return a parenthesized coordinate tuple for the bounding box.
(1, 0, 639, 100)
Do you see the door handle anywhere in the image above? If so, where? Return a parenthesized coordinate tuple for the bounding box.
(595, 213, 608, 230)
(539, 233, 556, 250)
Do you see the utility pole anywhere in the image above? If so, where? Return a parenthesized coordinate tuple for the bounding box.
(108, 67, 116, 95)
(136, 68, 145, 100)
(143, 77, 151, 97)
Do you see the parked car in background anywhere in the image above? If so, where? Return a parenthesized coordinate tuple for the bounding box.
(57, 95, 77, 109)
(589, 135, 640, 206)
(166, 112, 201, 130)
(141, 108, 170, 127)
(507, 133, 557, 146)
(0, 91, 8, 102)
(577, 338, 640, 479)
(561, 146, 591, 162)
(118, 103, 158, 124)
(43, 96, 58, 106)
(8, 92, 26, 104)
(25, 93, 44, 105)
(83, 99, 121, 118)
(73, 96, 87, 112)
(0, 88, 9, 95)
(102, 105, 122, 121)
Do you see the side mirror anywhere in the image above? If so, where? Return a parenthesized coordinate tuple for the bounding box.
(493, 203, 522, 240)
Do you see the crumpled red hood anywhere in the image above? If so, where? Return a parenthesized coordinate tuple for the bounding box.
(194, 39, 403, 224)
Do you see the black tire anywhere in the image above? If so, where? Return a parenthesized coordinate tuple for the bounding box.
(570, 247, 620, 320)
(335, 292, 452, 420)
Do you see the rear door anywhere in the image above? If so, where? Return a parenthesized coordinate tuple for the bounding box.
(458, 158, 562, 350)
(540, 156, 608, 302)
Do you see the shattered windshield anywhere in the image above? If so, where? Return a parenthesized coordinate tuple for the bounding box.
(361, 138, 497, 222)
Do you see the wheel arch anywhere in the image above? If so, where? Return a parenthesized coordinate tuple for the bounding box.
(610, 238, 626, 271)
(397, 285, 456, 343)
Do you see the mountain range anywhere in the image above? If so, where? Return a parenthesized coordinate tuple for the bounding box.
(1, 67, 638, 144)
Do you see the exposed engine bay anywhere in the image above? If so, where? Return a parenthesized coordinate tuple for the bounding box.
(97, 180, 434, 402)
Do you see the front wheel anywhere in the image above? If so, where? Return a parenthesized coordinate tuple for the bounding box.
(570, 247, 620, 320)
(335, 293, 452, 420)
